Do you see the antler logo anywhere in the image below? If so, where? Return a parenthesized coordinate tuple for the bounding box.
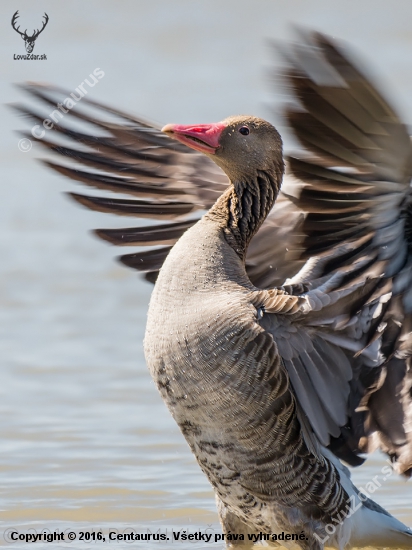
(11, 10, 49, 53)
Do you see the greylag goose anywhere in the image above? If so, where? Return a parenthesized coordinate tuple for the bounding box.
(17, 33, 412, 549)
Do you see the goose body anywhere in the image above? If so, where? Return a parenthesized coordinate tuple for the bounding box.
(144, 117, 412, 548)
(146, 207, 336, 545)
(145, 211, 348, 548)
(17, 32, 412, 549)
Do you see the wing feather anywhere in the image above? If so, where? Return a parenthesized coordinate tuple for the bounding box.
(16, 34, 412, 475)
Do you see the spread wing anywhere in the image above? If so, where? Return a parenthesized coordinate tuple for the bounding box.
(263, 32, 412, 474)
(15, 32, 412, 475)
(14, 83, 304, 287)
(255, 275, 387, 461)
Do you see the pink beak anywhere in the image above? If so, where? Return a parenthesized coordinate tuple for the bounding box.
(161, 122, 226, 155)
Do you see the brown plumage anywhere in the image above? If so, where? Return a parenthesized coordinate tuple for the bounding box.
(16, 32, 412, 548)
(145, 114, 411, 547)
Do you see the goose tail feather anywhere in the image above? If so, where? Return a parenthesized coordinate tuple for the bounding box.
(323, 448, 412, 549)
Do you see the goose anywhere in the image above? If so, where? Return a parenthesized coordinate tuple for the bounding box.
(17, 33, 412, 548)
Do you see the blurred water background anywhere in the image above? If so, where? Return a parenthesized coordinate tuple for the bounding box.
(1, 1, 411, 548)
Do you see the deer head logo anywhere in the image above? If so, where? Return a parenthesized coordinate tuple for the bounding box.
(12, 11, 49, 53)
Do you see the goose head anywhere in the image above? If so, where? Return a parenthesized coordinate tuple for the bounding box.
(162, 115, 284, 184)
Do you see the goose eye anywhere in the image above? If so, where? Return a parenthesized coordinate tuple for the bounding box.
(239, 126, 250, 136)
